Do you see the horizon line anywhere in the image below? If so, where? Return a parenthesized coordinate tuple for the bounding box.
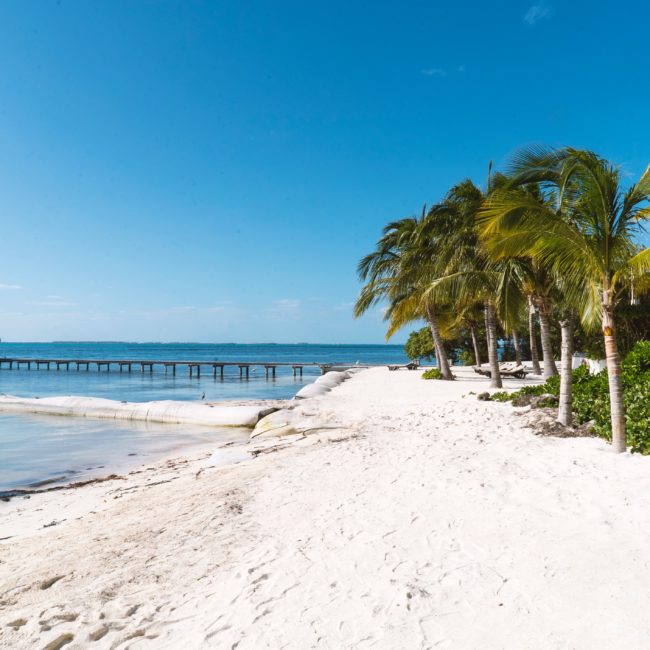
(0, 340, 405, 346)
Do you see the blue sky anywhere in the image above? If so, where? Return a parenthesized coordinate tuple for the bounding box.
(0, 1, 648, 343)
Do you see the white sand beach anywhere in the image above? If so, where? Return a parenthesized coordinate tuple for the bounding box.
(2, 367, 650, 649)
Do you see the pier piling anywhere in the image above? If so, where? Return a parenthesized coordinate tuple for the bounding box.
(0, 357, 341, 380)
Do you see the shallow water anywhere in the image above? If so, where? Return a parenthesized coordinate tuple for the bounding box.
(0, 412, 249, 494)
(0, 343, 409, 492)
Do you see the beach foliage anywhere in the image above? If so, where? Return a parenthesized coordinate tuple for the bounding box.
(480, 147, 650, 451)
(404, 325, 487, 366)
(495, 342, 650, 453)
(357, 143, 649, 451)
(354, 212, 455, 379)
(489, 391, 513, 402)
(421, 368, 444, 380)
(405, 327, 436, 361)
(457, 350, 475, 366)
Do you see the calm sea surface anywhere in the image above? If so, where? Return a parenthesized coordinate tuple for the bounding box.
(0, 343, 408, 493)
(0, 342, 407, 401)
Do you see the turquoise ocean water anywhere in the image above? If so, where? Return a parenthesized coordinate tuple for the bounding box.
(0, 343, 408, 494)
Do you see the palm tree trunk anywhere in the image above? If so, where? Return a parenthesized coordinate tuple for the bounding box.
(538, 307, 558, 378)
(558, 318, 574, 427)
(512, 330, 522, 365)
(528, 298, 542, 375)
(484, 302, 502, 388)
(425, 307, 453, 380)
(470, 325, 481, 366)
(602, 289, 626, 452)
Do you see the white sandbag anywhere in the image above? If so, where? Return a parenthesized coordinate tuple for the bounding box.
(314, 371, 349, 387)
(251, 409, 300, 439)
(0, 395, 265, 427)
(294, 383, 331, 399)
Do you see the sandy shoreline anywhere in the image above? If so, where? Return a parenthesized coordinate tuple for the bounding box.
(0, 398, 289, 500)
(2, 367, 650, 648)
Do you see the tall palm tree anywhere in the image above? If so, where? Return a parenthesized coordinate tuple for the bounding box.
(426, 176, 527, 389)
(489, 184, 560, 377)
(480, 147, 650, 452)
(453, 303, 485, 366)
(523, 262, 559, 378)
(527, 296, 542, 375)
(355, 214, 454, 379)
(557, 312, 576, 426)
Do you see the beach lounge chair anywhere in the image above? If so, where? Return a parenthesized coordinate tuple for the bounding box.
(473, 363, 529, 379)
(500, 364, 529, 379)
(388, 360, 421, 371)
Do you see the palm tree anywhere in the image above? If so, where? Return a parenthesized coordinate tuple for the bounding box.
(355, 214, 454, 379)
(512, 330, 523, 365)
(557, 312, 575, 426)
(480, 147, 650, 452)
(519, 260, 559, 377)
(527, 296, 542, 375)
(453, 303, 484, 366)
(426, 176, 528, 389)
(489, 184, 559, 377)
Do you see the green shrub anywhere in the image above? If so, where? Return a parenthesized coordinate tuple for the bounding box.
(623, 340, 650, 375)
(421, 368, 443, 380)
(489, 391, 512, 402)
(622, 341, 650, 453)
(457, 350, 474, 366)
(494, 341, 650, 453)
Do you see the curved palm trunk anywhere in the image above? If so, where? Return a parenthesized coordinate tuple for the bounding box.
(512, 330, 522, 366)
(470, 325, 481, 366)
(425, 307, 453, 380)
(537, 305, 558, 378)
(558, 319, 574, 427)
(484, 302, 502, 388)
(528, 298, 542, 375)
(603, 289, 626, 452)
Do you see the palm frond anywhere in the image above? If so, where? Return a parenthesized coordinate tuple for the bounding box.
(612, 247, 650, 291)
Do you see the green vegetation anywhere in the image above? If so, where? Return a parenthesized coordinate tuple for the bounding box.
(404, 325, 486, 366)
(457, 350, 474, 366)
(355, 144, 650, 452)
(404, 327, 436, 361)
(494, 342, 650, 453)
(488, 391, 512, 402)
(421, 368, 444, 380)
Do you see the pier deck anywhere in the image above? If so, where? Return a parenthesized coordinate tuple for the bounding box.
(0, 358, 366, 378)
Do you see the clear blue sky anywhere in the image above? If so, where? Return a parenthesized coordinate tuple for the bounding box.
(1, 1, 648, 343)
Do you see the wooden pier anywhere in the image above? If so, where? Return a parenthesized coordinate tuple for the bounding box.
(0, 357, 330, 380)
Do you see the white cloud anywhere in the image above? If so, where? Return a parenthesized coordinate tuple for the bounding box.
(31, 300, 77, 307)
(524, 3, 551, 25)
(266, 299, 302, 321)
(0, 283, 21, 290)
(421, 67, 446, 77)
(272, 299, 301, 309)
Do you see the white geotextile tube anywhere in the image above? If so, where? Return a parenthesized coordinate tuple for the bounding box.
(0, 395, 266, 427)
(314, 371, 350, 387)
